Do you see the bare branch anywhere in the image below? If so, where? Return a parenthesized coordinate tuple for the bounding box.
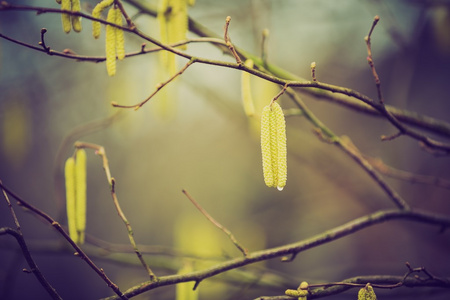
(182, 189, 248, 257)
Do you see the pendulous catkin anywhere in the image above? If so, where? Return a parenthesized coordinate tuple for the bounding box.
(64, 156, 78, 243)
(105, 6, 117, 76)
(74, 149, 87, 244)
(71, 0, 82, 32)
(61, 0, 72, 33)
(261, 101, 287, 191)
(92, 0, 114, 39)
(114, 7, 125, 60)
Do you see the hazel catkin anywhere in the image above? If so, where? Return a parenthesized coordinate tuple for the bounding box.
(105, 6, 117, 76)
(261, 101, 287, 191)
(61, 0, 72, 33)
(114, 7, 125, 60)
(71, 0, 82, 32)
(92, 0, 114, 39)
(64, 157, 78, 243)
(74, 149, 87, 245)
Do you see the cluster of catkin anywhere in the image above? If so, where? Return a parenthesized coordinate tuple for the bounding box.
(92, 0, 125, 76)
(57, 0, 82, 33)
(64, 149, 87, 245)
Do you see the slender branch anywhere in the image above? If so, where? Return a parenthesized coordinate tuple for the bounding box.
(364, 156, 450, 189)
(1, 183, 62, 300)
(112, 59, 195, 109)
(0, 228, 63, 300)
(224, 16, 242, 65)
(182, 189, 248, 257)
(102, 208, 450, 299)
(74, 142, 157, 281)
(0, 181, 128, 300)
(365, 15, 383, 104)
(258, 273, 450, 299)
(285, 89, 410, 210)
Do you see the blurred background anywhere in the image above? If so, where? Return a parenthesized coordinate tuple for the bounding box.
(1, 0, 450, 299)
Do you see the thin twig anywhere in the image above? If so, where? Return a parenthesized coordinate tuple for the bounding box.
(74, 142, 157, 281)
(0, 181, 128, 300)
(0, 183, 62, 300)
(285, 89, 410, 210)
(112, 59, 195, 110)
(224, 16, 242, 65)
(182, 189, 248, 257)
(364, 156, 450, 189)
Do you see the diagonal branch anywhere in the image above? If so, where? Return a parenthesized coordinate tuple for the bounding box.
(101, 208, 450, 299)
(73, 142, 157, 281)
(0, 181, 128, 300)
(182, 189, 248, 257)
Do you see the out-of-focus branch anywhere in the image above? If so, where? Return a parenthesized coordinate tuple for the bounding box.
(102, 208, 450, 299)
(0, 182, 128, 300)
(73, 142, 157, 281)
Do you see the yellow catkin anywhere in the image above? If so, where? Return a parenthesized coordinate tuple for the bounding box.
(241, 59, 255, 117)
(61, 0, 72, 33)
(71, 0, 82, 32)
(260, 102, 287, 190)
(188, 0, 195, 6)
(105, 6, 117, 76)
(74, 149, 87, 244)
(169, 0, 188, 50)
(358, 284, 377, 300)
(65, 157, 78, 243)
(92, 0, 114, 39)
(114, 7, 125, 60)
(158, 0, 188, 75)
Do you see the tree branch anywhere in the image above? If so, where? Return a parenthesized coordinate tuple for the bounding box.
(102, 208, 450, 299)
(0, 181, 128, 300)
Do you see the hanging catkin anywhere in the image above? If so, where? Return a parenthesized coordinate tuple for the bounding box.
(105, 6, 117, 76)
(92, 0, 114, 39)
(64, 157, 77, 242)
(61, 0, 72, 33)
(71, 0, 82, 32)
(261, 102, 287, 190)
(74, 149, 87, 244)
(114, 7, 125, 60)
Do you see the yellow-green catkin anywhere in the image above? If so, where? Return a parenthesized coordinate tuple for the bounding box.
(241, 59, 255, 117)
(358, 284, 377, 300)
(71, 0, 82, 32)
(61, 0, 72, 33)
(114, 7, 125, 60)
(64, 157, 78, 243)
(158, 0, 189, 75)
(92, 0, 114, 39)
(261, 101, 287, 191)
(105, 6, 117, 76)
(74, 149, 87, 245)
